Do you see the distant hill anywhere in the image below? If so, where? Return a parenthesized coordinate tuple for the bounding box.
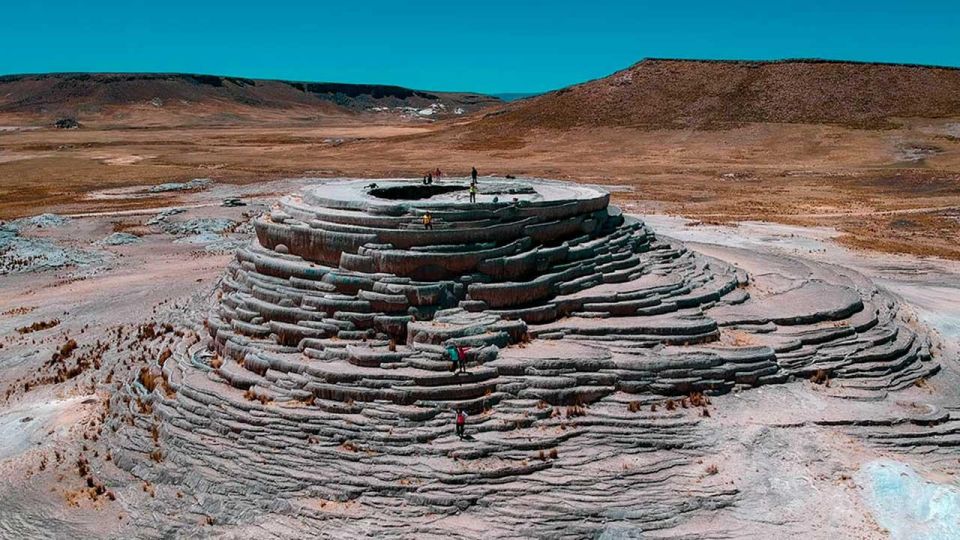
(468, 58, 960, 132)
(493, 93, 542, 102)
(0, 73, 501, 125)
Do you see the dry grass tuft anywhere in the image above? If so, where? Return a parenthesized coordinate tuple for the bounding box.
(565, 404, 586, 418)
(688, 392, 710, 407)
(810, 369, 831, 386)
(243, 388, 271, 404)
(58, 339, 78, 359)
(16, 319, 60, 334)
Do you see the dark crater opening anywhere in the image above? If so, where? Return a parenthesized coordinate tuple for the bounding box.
(369, 184, 467, 200)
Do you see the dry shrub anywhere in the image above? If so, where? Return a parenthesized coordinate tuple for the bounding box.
(135, 398, 153, 415)
(665, 399, 676, 411)
(59, 339, 78, 359)
(688, 392, 710, 407)
(16, 319, 60, 334)
(538, 450, 546, 461)
(705, 464, 719, 475)
(340, 441, 359, 452)
(729, 331, 756, 347)
(565, 404, 586, 418)
(242, 388, 270, 404)
(810, 369, 831, 386)
(138, 367, 159, 392)
(76, 456, 89, 477)
(627, 401, 642, 413)
(210, 355, 223, 369)
(2, 306, 34, 317)
(139, 324, 156, 340)
(548, 448, 558, 459)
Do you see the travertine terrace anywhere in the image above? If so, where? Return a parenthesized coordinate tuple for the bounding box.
(107, 178, 943, 536)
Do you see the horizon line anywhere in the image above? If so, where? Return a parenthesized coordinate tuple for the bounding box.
(4, 56, 960, 97)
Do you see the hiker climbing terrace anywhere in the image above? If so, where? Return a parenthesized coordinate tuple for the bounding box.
(455, 409, 468, 440)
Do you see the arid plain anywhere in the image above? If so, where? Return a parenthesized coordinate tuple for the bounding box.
(3, 107, 960, 259)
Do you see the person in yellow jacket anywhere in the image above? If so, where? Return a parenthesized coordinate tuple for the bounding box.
(469, 184, 478, 203)
(422, 212, 433, 230)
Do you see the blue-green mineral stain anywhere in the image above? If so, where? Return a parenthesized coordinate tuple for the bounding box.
(857, 459, 960, 539)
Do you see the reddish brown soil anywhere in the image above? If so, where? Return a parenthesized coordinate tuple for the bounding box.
(468, 58, 960, 132)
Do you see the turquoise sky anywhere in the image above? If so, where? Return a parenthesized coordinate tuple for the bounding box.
(2, 1, 959, 93)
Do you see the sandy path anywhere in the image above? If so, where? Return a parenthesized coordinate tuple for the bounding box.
(64, 202, 220, 219)
(687, 204, 960, 219)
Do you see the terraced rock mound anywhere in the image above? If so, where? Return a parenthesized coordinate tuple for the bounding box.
(107, 178, 939, 536)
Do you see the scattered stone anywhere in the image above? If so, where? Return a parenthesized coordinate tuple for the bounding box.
(146, 208, 186, 226)
(8, 213, 71, 230)
(54, 117, 80, 129)
(162, 218, 236, 237)
(148, 178, 212, 193)
(222, 197, 246, 207)
(0, 223, 101, 275)
(96, 232, 142, 246)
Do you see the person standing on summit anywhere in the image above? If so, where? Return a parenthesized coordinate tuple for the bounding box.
(471, 166, 478, 184)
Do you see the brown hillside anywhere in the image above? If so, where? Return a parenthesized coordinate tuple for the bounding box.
(469, 59, 960, 133)
(0, 73, 500, 125)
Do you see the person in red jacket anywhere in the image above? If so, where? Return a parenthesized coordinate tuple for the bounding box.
(455, 408, 467, 439)
(456, 345, 468, 374)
